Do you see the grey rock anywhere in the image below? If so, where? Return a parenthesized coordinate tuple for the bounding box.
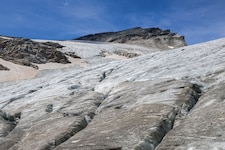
(46, 104, 53, 113)
(113, 50, 140, 58)
(97, 50, 140, 59)
(65, 52, 81, 59)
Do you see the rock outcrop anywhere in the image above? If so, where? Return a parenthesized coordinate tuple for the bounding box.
(0, 64, 9, 70)
(75, 27, 187, 49)
(0, 37, 70, 69)
(0, 33, 225, 149)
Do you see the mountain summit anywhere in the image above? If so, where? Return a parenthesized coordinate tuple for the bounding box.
(75, 27, 186, 49)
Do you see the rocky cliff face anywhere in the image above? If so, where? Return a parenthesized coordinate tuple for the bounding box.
(0, 31, 225, 150)
(75, 27, 187, 49)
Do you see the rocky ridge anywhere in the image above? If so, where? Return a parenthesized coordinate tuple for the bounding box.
(0, 31, 225, 149)
(75, 27, 186, 49)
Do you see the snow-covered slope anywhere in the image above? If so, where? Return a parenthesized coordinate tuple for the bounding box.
(0, 38, 225, 149)
(0, 39, 154, 82)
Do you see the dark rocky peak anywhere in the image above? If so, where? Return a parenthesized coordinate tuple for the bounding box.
(75, 27, 187, 50)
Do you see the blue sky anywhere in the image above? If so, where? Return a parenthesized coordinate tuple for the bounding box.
(0, 0, 224, 45)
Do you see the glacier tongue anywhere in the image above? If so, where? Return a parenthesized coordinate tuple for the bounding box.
(0, 38, 225, 149)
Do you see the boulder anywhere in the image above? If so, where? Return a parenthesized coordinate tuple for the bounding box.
(0, 64, 9, 70)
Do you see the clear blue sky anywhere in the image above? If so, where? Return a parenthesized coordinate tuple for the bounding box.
(0, 0, 224, 45)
